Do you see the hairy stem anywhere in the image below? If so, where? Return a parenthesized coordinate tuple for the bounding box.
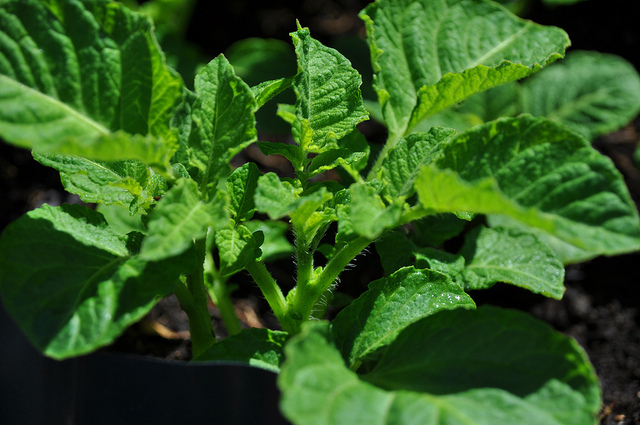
(295, 231, 313, 289)
(245, 261, 296, 333)
(284, 236, 372, 331)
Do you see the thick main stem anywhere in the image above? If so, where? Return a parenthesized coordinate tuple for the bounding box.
(284, 236, 372, 332)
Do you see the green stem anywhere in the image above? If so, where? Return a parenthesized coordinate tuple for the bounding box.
(245, 261, 296, 333)
(206, 268, 243, 336)
(285, 236, 372, 331)
(202, 228, 242, 336)
(295, 232, 313, 289)
(173, 274, 216, 358)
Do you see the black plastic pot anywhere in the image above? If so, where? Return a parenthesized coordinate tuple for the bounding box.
(1, 304, 290, 425)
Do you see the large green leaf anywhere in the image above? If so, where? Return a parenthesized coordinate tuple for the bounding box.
(521, 51, 640, 141)
(0, 0, 183, 164)
(360, 0, 569, 141)
(415, 116, 640, 262)
(140, 178, 228, 260)
(279, 310, 600, 425)
(0, 204, 187, 359)
(188, 54, 257, 188)
(331, 267, 474, 368)
(457, 226, 565, 299)
(290, 25, 369, 153)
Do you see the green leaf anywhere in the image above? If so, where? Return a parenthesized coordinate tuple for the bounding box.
(289, 188, 334, 239)
(35, 131, 178, 175)
(0, 204, 188, 359)
(375, 230, 419, 275)
(362, 306, 601, 424)
(416, 82, 519, 133)
(331, 267, 475, 367)
(360, 0, 569, 140)
(279, 314, 600, 425)
(376, 229, 467, 277)
(414, 248, 466, 278)
(251, 77, 294, 109)
(307, 130, 370, 178)
(140, 178, 228, 260)
(378, 128, 457, 199)
(33, 154, 154, 209)
(227, 162, 261, 222)
(194, 328, 288, 372)
(521, 51, 640, 141)
(215, 224, 264, 277)
(415, 116, 640, 261)
(458, 226, 564, 298)
(188, 54, 257, 187)
(349, 183, 402, 239)
(0, 0, 183, 162)
(97, 204, 147, 236)
(255, 173, 301, 219)
(257, 141, 306, 171)
(244, 220, 293, 262)
(290, 26, 369, 153)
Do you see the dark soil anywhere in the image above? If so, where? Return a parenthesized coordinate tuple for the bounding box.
(1, 1, 640, 424)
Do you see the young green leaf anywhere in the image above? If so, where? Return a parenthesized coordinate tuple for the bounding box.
(458, 226, 564, 298)
(227, 162, 261, 223)
(307, 130, 370, 179)
(194, 328, 288, 372)
(0, 0, 183, 163)
(255, 173, 302, 219)
(251, 77, 294, 109)
(0, 204, 189, 359)
(244, 220, 294, 262)
(290, 26, 369, 153)
(331, 267, 475, 367)
(257, 141, 306, 172)
(349, 183, 402, 239)
(215, 224, 264, 277)
(521, 51, 640, 141)
(378, 128, 457, 200)
(140, 178, 228, 261)
(188, 54, 258, 188)
(360, 0, 569, 141)
(280, 314, 600, 425)
(415, 116, 640, 262)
